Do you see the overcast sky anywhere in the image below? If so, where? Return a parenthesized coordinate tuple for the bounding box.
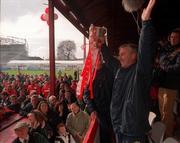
(0, 0, 84, 59)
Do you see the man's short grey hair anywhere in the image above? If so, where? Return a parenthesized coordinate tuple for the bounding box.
(119, 43, 138, 53)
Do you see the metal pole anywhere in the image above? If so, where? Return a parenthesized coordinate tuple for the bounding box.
(83, 36, 86, 62)
(48, 0, 55, 96)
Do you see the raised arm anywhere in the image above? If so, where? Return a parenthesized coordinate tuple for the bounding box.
(137, 0, 157, 75)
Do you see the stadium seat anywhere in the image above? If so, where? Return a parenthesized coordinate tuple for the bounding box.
(163, 137, 178, 143)
(148, 121, 166, 143)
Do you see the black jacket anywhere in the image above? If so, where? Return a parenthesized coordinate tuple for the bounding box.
(159, 49, 180, 89)
(101, 20, 156, 136)
(84, 64, 114, 129)
(7, 103, 21, 113)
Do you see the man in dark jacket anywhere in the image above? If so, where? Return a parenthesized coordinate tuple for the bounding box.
(158, 28, 180, 137)
(19, 95, 39, 116)
(100, 0, 157, 142)
(84, 53, 114, 143)
(7, 95, 21, 113)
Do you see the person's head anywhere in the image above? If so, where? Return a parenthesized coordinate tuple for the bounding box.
(14, 122, 29, 139)
(27, 110, 46, 126)
(30, 80, 35, 85)
(19, 89, 25, 97)
(64, 82, 70, 92)
(70, 102, 80, 114)
(169, 28, 180, 46)
(7, 85, 12, 90)
(48, 95, 57, 106)
(64, 91, 71, 101)
(118, 43, 138, 68)
(57, 122, 67, 135)
(10, 95, 17, 104)
(37, 101, 49, 114)
(30, 95, 39, 107)
(59, 89, 65, 97)
(30, 90, 37, 96)
(59, 82, 65, 90)
(55, 101, 69, 114)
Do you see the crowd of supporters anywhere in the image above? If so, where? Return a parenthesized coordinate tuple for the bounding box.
(0, 72, 89, 143)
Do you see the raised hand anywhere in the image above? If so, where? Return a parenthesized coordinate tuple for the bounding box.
(141, 0, 156, 21)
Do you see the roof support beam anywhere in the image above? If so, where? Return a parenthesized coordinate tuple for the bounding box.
(54, 0, 89, 37)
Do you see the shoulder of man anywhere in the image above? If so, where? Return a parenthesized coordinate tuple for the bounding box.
(12, 138, 21, 143)
(29, 132, 49, 143)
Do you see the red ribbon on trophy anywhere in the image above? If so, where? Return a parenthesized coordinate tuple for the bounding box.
(76, 25, 106, 100)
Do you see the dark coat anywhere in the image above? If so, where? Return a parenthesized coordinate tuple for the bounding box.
(84, 64, 114, 129)
(19, 102, 33, 116)
(101, 20, 156, 136)
(158, 48, 180, 89)
(7, 103, 21, 113)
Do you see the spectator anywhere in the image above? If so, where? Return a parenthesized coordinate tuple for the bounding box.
(7, 95, 21, 113)
(73, 70, 78, 81)
(66, 102, 89, 143)
(48, 95, 57, 110)
(0, 91, 10, 106)
(37, 100, 57, 130)
(41, 81, 50, 99)
(12, 122, 49, 143)
(28, 110, 53, 141)
(55, 122, 76, 143)
(55, 101, 69, 124)
(158, 27, 180, 137)
(84, 53, 114, 143)
(20, 95, 39, 116)
(64, 91, 77, 108)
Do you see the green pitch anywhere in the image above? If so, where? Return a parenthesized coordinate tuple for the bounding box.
(2, 69, 80, 77)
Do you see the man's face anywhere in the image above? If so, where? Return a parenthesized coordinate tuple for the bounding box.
(119, 47, 137, 68)
(170, 32, 180, 46)
(10, 97, 17, 104)
(27, 113, 36, 125)
(49, 96, 57, 105)
(15, 127, 28, 139)
(58, 126, 66, 134)
(70, 103, 80, 114)
(31, 97, 38, 106)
